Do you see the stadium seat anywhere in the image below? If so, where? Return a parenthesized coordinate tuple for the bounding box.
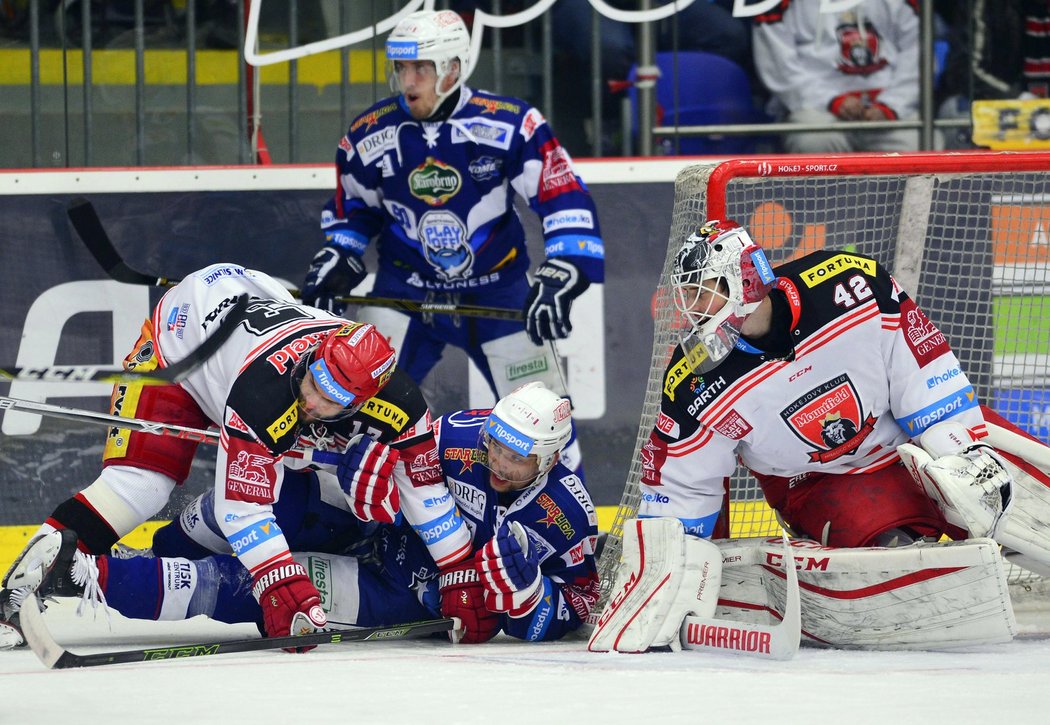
(628, 51, 773, 155)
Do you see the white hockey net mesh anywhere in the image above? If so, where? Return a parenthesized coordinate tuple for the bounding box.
(597, 152, 1050, 603)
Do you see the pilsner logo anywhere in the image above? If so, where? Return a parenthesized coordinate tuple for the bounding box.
(409, 157, 462, 206)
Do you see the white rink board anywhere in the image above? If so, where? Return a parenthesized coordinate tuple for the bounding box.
(2, 600, 1050, 724)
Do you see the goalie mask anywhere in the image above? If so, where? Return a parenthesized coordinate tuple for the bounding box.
(385, 9, 471, 116)
(291, 322, 396, 422)
(480, 382, 573, 489)
(671, 220, 775, 372)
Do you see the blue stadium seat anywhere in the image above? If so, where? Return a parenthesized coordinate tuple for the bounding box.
(629, 51, 772, 155)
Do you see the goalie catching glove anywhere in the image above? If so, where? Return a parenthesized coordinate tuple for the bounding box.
(337, 434, 401, 524)
(300, 244, 367, 314)
(477, 521, 543, 617)
(524, 258, 590, 345)
(898, 421, 1012, 538)
(252, 559, 328, 653)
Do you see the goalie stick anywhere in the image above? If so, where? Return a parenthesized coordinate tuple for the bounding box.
(679, 533, 801, 660)
(0, 294, 248, 385)
(18, 592, 457, 669)
(0, 395, 342, 466)
(67, 198, 524, 322)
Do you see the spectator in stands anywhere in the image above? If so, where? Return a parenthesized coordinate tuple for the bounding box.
(549, 0, 754, 154)
(935, 0, 1050, 149)
(753, 0, 921, 153)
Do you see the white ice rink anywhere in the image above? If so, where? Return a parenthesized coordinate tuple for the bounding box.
(2, 599, 1050, 724)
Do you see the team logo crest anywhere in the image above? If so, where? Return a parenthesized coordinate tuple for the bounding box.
(835, 19, 888, 76)
(780, 374, 877, 463)
(419, 209, 473, 280)
(409, 157, 462, 206)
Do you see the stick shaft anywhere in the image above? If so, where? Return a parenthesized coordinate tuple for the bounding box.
(68, 198, 522, 321)
(19, 595, 455, 669)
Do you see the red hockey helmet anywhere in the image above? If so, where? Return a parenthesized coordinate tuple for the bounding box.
(306, 323, 396, 416)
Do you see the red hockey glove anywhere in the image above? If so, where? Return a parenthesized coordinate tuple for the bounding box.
(338, 434, 401, 524)
(252, 559, 328, 653)
(477, 521, 544, 617)
(438, 558, 500, 644)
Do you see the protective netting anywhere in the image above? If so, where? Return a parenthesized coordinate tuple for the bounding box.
(597, 154, 1050, 606)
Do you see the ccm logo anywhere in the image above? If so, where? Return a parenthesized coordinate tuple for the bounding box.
(788, 366, 812, 382)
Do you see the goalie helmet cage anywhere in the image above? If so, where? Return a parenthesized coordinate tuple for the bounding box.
(597, 151, 1050, 606)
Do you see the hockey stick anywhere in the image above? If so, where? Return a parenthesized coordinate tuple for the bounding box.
(679, 533, 801, 660)
(67, 198, 524, 322)
(0, 294, 248, 385)
(18, 593, 456, 669)
(0, 395, 342, 466)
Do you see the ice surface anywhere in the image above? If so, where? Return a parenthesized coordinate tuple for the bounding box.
(2, 600, 1049, 724)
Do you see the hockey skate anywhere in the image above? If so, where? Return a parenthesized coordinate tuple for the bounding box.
(0, 587, 28, 649)
(8, 529, 107, 617)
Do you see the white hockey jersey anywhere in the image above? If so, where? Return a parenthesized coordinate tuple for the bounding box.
(753, 0, 919, 118)
(144, 264, 470, 575)
(639, 250, 985, 536)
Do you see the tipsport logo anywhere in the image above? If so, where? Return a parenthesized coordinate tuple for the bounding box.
(486, 414, 533, 457)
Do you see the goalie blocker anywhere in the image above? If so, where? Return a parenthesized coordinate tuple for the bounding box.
(590, 518, 1015, 654)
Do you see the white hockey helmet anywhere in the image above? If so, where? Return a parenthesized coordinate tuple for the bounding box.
(671, 219, 776, 372)
(481, 382, 573, 485)
(385, 9, 471, 112)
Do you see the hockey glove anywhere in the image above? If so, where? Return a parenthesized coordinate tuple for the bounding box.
(477, 521, 543, 617)
(438, 558, 500, 644)
(251, 559, 328, 653)
(338, 434, 401, 524)
(523, 258, 590, 345)
(300, 245, 367, 315)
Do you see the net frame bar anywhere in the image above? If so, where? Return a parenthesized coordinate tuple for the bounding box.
(596, 150, 1050, 610)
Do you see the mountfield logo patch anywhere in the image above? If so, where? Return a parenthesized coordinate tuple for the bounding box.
(781, 374, 876, 463)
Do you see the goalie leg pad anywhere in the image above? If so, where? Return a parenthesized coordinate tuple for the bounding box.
(588, 518, 721, 653)
(714, 537, 1016, 650)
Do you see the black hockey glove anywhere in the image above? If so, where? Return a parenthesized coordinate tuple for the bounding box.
(523, 258, 590, 345)
(300, 245, 367, 315)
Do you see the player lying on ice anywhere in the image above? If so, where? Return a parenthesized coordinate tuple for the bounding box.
(1, 263, 470, 650)
(6, 383, 598, 648)
(591, 219, 1050, 654)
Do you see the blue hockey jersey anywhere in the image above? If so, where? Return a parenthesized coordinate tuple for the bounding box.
(322, 87, 604, 293)
(434, 408, 600, 641)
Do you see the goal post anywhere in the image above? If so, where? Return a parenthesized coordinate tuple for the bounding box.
(597, 151, 1050, 601)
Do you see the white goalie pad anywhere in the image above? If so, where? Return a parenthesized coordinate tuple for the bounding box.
(712, 537, 1016, 650)
(588, 518, 722, 653)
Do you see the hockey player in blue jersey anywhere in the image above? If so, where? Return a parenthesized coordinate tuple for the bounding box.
(299, 9, 604, 402)
(12, 383, 599, 646)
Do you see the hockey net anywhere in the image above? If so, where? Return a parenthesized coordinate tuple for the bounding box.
(597, 151, 1050, 604)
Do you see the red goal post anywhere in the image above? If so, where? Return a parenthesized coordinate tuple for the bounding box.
(597, 151, 1050, 599)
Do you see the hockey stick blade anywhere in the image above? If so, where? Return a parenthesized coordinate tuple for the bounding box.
(68, 198, 521, 321)
(679, 532, 801, 660)
(19, 594, 457, 669)
(67, 197, 176, 287)
(0, 294, 247, 385)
